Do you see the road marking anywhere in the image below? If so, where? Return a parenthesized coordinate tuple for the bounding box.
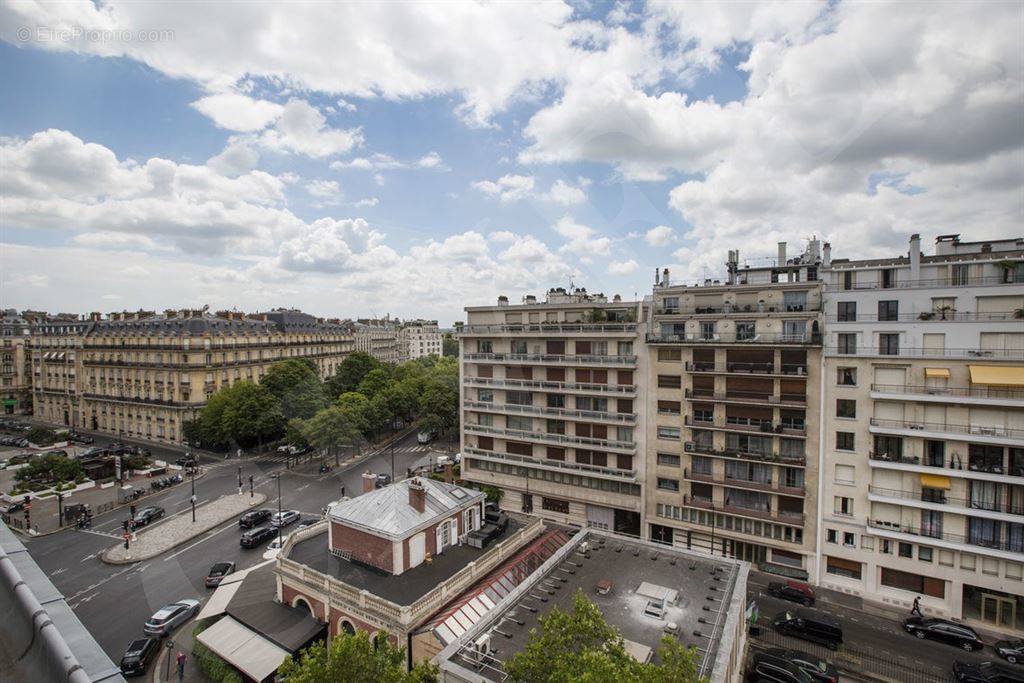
(66, 565, 135, 603)
(163, 519, 239, 562)
(296, 484, 310, 492)
(77, 528, 122, 540)
(51, 567, 67, 576)
(79, 553, 98, 563)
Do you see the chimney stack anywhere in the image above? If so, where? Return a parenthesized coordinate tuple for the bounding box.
(409, 479, 426, 513)
(362, 470, 376, 493)
(443, 462, 454, 484)
(909, 234, 921, 280)
(777, 242, 787, 265)
(823, 242, 832, 267)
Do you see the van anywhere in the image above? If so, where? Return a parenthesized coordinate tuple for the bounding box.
(772, 609, 843, 650)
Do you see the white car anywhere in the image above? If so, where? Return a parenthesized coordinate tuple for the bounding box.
(417, 430, 435, 444)
(276, 444, 291, 453)
(270, 509, 300, 527)
(263, 534, 289, 560)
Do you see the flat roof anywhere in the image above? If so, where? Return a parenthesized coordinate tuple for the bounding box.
(287, 520, 522, 606)
(442, 531, 742, 681)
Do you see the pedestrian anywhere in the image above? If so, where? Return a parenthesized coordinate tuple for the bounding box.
(176, 651, 187, 681)
(911, 595, 922, 617)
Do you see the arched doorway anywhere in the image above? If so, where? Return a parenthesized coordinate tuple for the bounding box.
(292, 597, 313, 616)
(339, 619, 355, 636)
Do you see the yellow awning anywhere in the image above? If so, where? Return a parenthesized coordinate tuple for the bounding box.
(919, 473, 951, 489)
(969, 365, 1024, 387)
(924, 368, 950, 379)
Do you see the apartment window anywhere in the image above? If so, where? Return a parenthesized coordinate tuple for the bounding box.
(546, 340, 565, 355)
(700, 322, 716, 340)
(1001, 262, 1024, 283)
(617, 398, 633, 413)
(836, 399, 856, 419)
(878, 300, 899, 321)
(784, 291, 807, 312)
(547, 367, 566, 382)
(919, 547, 933, 563)
(837, 367, 857, 386)
(827, 556, 862, 579)
(546, 394, 565, 408)
(951, 264, 969, 286)
(506, 390, 532, 405)
(657, 453, 681, 467)
(510, 340, 527, 354)
(616, 454, 633, 471)
(834, 497, 853, 516)
(835, 432, 855, 451)
(478, 340, 493, 353)
(658, 400, 681, 415)
(657, 477, 680, 492)
(898, 542, 913, 558)
(879, 333, 900, 355)
(617, 370, 632, 385)
(875, 435, 903, 459)
(618, 341, 633, 355)
(657, 348, 682, 362)
(836, 301, 856, 322)
(881, 268, 896, 289)
(657, 374, 682, 389)
(691, 455, 714, 475)
(843, 532, 855, 547)
(477, 365, 493, 378)
(662, 297, 679, 312)
(834, 464, 855, 484)
(617, 426, 634, 442)
(506, 441, 533, 456)
(546, 447, 565, 461)
(478, 414, 494, 427)
(479, 389, 494, 403)
(657, 426, 681, 440)
(545, 419, 565, 435)
(842, 271, 853, 290)
(541, 497, 570, 514)
(736, 321, 756, 341)
(837, 333, 857, 354)
(826, 529, 838, 544)
(577, 450, 607, 467)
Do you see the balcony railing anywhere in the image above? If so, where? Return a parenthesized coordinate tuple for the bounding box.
(464, 423, 635, 452)
(825, 274, 1022, 291)
(684, 441, 806, 465)
(685, 415, 807, 437)
(462, 400, 636, 424)
(685, 362, 809, 376)
(463, 352, 636, 366)
(463, 376, 636, 394)
(869, 418, 1024, 441)
(867, 486, 1024, 516)
(684, 469, 805, 496)
(463, 446, 636, 480)
(682, 495, 805, 525)
(829, 346, 1024, 360)
(648, 333, 821, 346)
(458, 323, 637, 335)
(684, 389, 807, 406)
(870, 384, 1024, 401)
(867, 451, 1024, 478)
(867, 519, 1024, 554)
(828, 311, 1020, 323)
(656, 303, 822, 316)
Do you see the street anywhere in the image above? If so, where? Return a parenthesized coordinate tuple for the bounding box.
(22, 428, 451, 662)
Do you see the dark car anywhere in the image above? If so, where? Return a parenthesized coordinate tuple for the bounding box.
(119, 638, 160, 677)
(132, 506, 165, 527)
(296, 518, 318, 529)
(240, 526, 277, 548)
(69, 432, 94, 445)
(773, 610, 843, 650)
(204, 561, 236, 588)
(904, 617, 984, 651)
(953, 660, 1024, 682)
(176, 455, 197, 467)
(746, 651, 816, 683)
(761, 648, 838, 683)
(374, 473, 392, 488)
(996, 639, 1024, 665)
(239, 508, 273, 528)
(767, 580, 816, 607)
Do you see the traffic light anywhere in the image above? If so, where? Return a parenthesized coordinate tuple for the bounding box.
(130, 504, 136, 518)
(123, 519, 130, 532)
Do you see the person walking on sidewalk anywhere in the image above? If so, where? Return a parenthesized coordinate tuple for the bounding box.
(911, 596, 923, 617)
(176, 651, 187, 681)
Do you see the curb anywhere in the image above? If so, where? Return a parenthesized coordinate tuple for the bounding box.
(150, 614, 201, 683)
(100, 492, 267, 564)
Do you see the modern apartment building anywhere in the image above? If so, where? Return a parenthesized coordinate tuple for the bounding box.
(646, 242, 825, 580)
(820, 234, 1024, 635)
(458, 288, 646, 537)
(400, 320, 443, 360)
(0, 310, 33, 415)
(29, 313, 90, 426)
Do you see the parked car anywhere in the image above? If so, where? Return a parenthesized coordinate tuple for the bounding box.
(773, 610, 843, 650)
(270, 509, 300, 527)
(746, 650, 816, 683)
(767, 580, 816, 607)
(68, 432, 94, 445)
(239, 508, 273, 528)
(903, 617, 984, 651)
(204, 562, 236, 588)
(240, 526, 277, 548)
(953, 660, 1024, 682)
(276, 444, 292, 453)
(132, 506, 165, 527)
(119, 638, 160, 677)
(417, 430, 435, 444)
(996, 639, 1024, 665)
(263, 534, 289, 560)
(288, 445, 311, 456)
(296, 518, 318, 529)
(374, 473, 392, 489)
(143, 599, 200, 637)
(175, 455, 197, 466)
(760, 648, 838, 683)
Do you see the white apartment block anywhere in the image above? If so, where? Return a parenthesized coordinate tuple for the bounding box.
(820, 233, 1024, 636)
(458, 289, 646, 537)
(400, 321, 443, 360)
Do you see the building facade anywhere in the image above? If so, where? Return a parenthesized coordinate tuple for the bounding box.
(400, 320, 443, 360)
(354, 319, 403, 364)
(458, 288, 646, 538)
(646, 242, 825, 580)
(29, 314, 90, 427)
(819, 234, 1024, 635)
(0, 310, 33, 416)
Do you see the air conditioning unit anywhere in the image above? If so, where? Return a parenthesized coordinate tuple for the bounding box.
(466, 634, 492, 665)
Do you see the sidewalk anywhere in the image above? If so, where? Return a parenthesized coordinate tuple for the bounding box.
(102, 492, 266, 564)
(151, 617, 206, 683)
(285, 427, 418, 478)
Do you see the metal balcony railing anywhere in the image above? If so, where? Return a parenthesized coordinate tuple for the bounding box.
(462, 400, 636, 424)
(648, 333, 821, 346)
(870, 384, 1024, 401)
(828, 311, 1020, 323)
(869, 418, 1024, 440)
(463, 376, 636, 394)
(684, 441, 806, 465)
(685, 362, 809, 376)
(463, 446, 636, 480)
(867, 486, 1024, 516)
(681, 495, 805, 524)
(685, 415, 807, 437)
(825, 274, 1022, 291)
(458, 323, 637, 335)
(684, 469, 805, 496)
(463, 352, 636, 366)
(464, 423, 635, 452)
(867, 451, 1024, 478)
(829, 346, 1024, 360)
(655, 303, 822, 315)
(867, 519, 1024, 554)
(684, 389, 807, 405)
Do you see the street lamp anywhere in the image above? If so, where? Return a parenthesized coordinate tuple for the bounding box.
(237, 465, 242, 495)
(273, 474, 282, 547)
(190, 465, 196, 523)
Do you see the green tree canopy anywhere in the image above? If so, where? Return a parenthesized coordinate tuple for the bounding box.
(277, 630, 437, 683)
(300, 405, 362, 455)
(195, 381, 285, 448)
(326, 352, 382, 399)
(357, 367, 391, 399)
(442, 333, 458, 357)
(260, 359, 326, 420)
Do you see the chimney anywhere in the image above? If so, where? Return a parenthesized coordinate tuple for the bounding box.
(443, 462, 454, 484)
(909, 234, 921, 281)
(823, 242, 832, 267)
(662, 268, 670, 286)
(362, 470, 376, 493)
(409, 479, 426, 513)
(778, 242, 787, 265)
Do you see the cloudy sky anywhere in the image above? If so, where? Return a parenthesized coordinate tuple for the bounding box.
(1, 1, 1021, 324)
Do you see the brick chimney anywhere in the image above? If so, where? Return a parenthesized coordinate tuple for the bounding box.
(409, 479, 426, 513)
(362, 470, 376, 493)
(443, 462, 454, 484)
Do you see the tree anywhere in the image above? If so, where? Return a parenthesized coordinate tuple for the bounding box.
(357, 368, 391, 400)
(277, 630, 437, 683)
(442, 333, 458, 357)
(260, 359, 326, 420)
(220, 381, 286, 448)
(300, 406, 361, 458)
(504, 591, 703, 683)
(336, 392, 372, 434)
(326, 352, 382, 398)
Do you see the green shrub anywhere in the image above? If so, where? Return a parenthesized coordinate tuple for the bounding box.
(26, 427, 57, 446)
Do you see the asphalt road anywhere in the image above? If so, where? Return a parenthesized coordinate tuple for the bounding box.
(23, 429, 450, 663)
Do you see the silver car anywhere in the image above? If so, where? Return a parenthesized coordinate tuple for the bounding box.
(143, 599, 200, 637)
(270, 510, 300, 527)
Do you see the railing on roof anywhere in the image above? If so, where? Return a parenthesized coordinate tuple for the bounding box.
(824, 274, 1021, 291)
(828, 346, 1024, 360)
(826, 311, 1019, 323)
(458, 323, 637, 335)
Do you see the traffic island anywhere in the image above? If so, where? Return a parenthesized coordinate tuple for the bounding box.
(100, 492, 267, 565)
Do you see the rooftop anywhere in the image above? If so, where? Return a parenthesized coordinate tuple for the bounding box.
(440, 530, 744, 682)
(225, 563, 323, 652)
(287, 519, 522, 606)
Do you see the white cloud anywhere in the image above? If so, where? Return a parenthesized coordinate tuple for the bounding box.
(472, 174, 535, 203)
(277, 218, 391, 273)
(644, 225, 673, 246)
(488, 231, 516, 243)
(608, 258, 638, 275)
(331, 151, 447, 171)
(352, 197, 379, 208)
(552, 216, 611, 256)
(306, 179, 342, 198)
(71, 232, 158, 250)
(336, 98, 357, 112)
(542, 178, 589, 206)
(190, 93, 284, 132)
(257, 99, 362, 158)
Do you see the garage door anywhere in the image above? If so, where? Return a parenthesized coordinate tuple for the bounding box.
(409, 533, 425, 569)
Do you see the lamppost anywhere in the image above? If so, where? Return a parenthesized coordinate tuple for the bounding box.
(237, 465, 242, 495)
(273, 474, 282, 547)
(190, 464, 196, 523)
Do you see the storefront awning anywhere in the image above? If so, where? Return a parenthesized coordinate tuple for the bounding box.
(969, 365, 1024, 387)
(920, 473, 951, 489)
(924, 368, 950, 379)
(196, 616, 289, 682)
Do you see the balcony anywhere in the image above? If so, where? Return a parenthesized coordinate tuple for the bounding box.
(682, 495, 805, 526)
(462, 400, 636, 424)
(458, 323, 637, 336)
(685, 361, 809, 377)
(685, 415, 807, 438)
(463, 423, 635, 453)
(463, 352, 636, 367)
(828, 346, 1024, 361)
(868, 418, 1024, 446)
(825, 274, 1021, 291)
(655, 303, 822, 316)
(867, 486, 1024, 522)
(463, 375, 636, 395)
(867, 519, 1023, 560)
(827, 311, 1020, 323)
(867, 451, 1024, 484)
(684, 389, 807, 407)
(462, 446, 636, 481)
(683, 469, 805, 497)
(647, 332, 821, 347)
(870, 383, 1024, 408)
(684, 441, 806, 466)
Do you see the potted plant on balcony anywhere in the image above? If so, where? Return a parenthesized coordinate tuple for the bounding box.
(936, 305, 956, 320)
(918, 311, 935, 320)
(1014, 307, 1024, 320)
